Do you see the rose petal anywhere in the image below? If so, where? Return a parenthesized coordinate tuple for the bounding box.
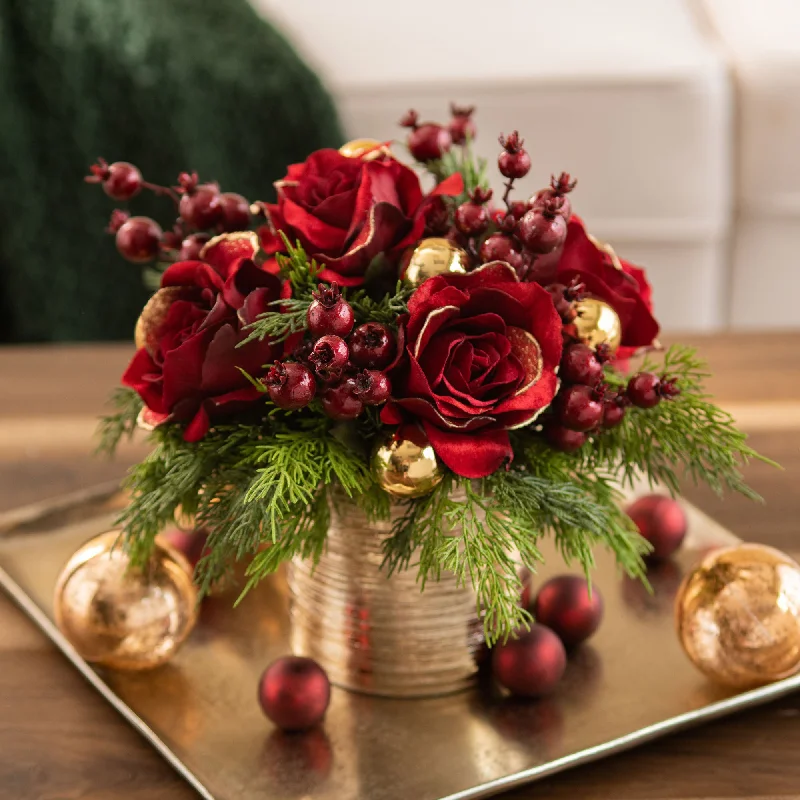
(422, 423, 512, 479)
(183, 406, 211, 442)
(199, 231, 260, 278)
(506, 326, 543, 395)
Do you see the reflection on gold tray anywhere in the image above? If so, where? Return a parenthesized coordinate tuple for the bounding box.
(0, 483, 798, 800)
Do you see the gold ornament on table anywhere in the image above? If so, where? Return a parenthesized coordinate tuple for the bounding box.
(54, 531, 198, 670)
(372, 433, 444, 498)
(573, 298, 622, 353)
(401, 237, 469, 288)
(676, 544, 800, 689)
(339, 138, 390, 160)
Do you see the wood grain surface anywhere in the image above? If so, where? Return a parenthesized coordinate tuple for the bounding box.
(1, 334, 798, 800)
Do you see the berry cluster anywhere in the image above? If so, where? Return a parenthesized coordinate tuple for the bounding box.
(86, 159, 251, 264)
(265, 284, 395, 420)
(399, 104, 478, 163)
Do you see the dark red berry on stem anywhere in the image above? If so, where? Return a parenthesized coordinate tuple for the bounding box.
(351, 370, 391, 405)
(400, 109, 452, 161)
(455, 188, 492, 236)
(508, 200, 529, 219)
(179, 233, 211, 261)
(265, 362, 316, 410)
(422, 196, 451, 236)
(479, 233, 526, 273)
(322, 382, 364, 420)
(349, 323, 395, 369)
(177, 172, 223, 229)
(306, 283, 354, 339)
(517, 198, 568, 255)
(627, 372, 661, 408)
(492, 625, 567, 698)
(218, 192, 250, 232)
(544, 420, 588, 452)
(498, 131, 532, 179)
(626, 494, 688, 560)
(556, 384, 605, 431)
(534, 575, 604, 647)
(309, 334, 350, 379)
(560, 343, 603, 386)
(602, 392, 628, 429)
(448, 103, 476, 145)
(104, 161, 142, 200)
(532, 172, 578, 221)
(114, 215, 162, 263)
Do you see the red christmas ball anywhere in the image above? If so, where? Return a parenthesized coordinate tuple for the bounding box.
(533, 575, 604, 646)
(626, 494, 687, 560)
(258, 656, 331, 732)
(492, 625, 566, 698)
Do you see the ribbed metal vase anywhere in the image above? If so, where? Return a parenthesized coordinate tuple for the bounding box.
(287, 495, 481, 698)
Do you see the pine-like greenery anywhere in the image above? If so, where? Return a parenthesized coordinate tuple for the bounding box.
(98, 339, 768, 644)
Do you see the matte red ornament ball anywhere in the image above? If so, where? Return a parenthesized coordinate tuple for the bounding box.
(258, 656, 331, 732)
(533, 575, 604, 647)
(492, 625, 567, 698)
(626, 494, 688, 560)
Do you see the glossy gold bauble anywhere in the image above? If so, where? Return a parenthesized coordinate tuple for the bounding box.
(338, 138, 387, 160)
(676, 544, 800, 688)
(402, 237, 469, 287)
(573, 298, 622, 353)
(372, 435, 444, 498)
(54, 531, 198, 670)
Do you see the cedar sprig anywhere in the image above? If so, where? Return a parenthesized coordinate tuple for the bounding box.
(346, 281, 412, 327)
(96, 387, 144, 456)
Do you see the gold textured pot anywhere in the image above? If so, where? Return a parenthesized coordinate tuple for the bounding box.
(287, 495, 481, 698)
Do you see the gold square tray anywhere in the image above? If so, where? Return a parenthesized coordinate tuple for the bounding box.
(0, 483, 798, 800)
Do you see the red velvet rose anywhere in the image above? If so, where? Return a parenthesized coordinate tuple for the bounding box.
(259, 148, 462, 286)
(123, 233, 284, 441)
(556, 218, 659, 360)
(381, 262, 563, 478)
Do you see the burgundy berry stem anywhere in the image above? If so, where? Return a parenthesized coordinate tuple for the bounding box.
(141, 181, 181, 206)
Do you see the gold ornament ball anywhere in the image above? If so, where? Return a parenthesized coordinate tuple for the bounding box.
(573, 298, 622, 353)
(372, 435, 444, 498)
(676, 543, 800, 689)
(54, 531, 198, 670)
(402, 237, 469, 288)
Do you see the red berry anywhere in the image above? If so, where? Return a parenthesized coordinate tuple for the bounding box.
(626, 494, 688, 560)
(497, 131, 532, 179)
(448, 103, 476, 145)
(306, 283, 354, 339)
(179, 183, 223, 230)
(533, 188, 572, 222)
(517, 207, 567, 255)
(544, 420, 587, 452)
(218, 192, 250, 232)
(627, 372, 661, 408)
(179, 233, 210, 261)
(492, 625, 567, 698)
(508, 200, 529, 219)
(351, 370, 391, 405)
(560, 343, 603, 386)
(102, 161, 142, 201)
(408, 124, 452, 162)
(265, 362, 316, 410)
(602, 394, 627, 428)
(309, 335, 350, 379)
(479, 234, 526, 273)
(455, 189, 492, 236)
(349, 323, 395, 369)
(321, 382, 364, 420)
(258, 656, 330, 732)
(115, 216, 162, 263)
(555, 384, 604, 431)
(533, 575, 604, 647)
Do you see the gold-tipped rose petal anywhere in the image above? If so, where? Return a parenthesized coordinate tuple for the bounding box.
(506, 326, 543, 395)
(339, 138, 391, 160)
(134, 286, 188, 355)
(199, 230, 260, 264)
(587, 232, 623, 271)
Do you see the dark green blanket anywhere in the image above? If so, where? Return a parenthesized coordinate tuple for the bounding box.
(0, 0, 343, 342)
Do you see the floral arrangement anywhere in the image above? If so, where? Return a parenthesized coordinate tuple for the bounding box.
(94, 104, 763, 643)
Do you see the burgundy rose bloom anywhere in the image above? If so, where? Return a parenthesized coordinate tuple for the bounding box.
(259, 148, 462, 286)
(123, 233, 285, 441)
(555, 217, 659, 360)
(381, 262, 563, 478)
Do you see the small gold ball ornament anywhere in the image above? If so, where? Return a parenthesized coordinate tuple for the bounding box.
(54, 531, 198, 670)
(401, 237, 469, 288)
(372, 435, 444, 498)
(339, 138, 387, 160)
(676, 544, 800, 688)
(573, 298, 622, 353)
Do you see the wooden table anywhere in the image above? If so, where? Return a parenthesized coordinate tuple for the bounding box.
(1, 334, 799, 800)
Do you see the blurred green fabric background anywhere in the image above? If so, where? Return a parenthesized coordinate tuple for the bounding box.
(0, 0, 343, 342)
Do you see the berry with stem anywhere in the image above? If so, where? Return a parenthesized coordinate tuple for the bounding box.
(306, 283, 354, 339)
(455, 187, 492, 236)
(517, 197, 568, 255)
(498, 131, 531, 180)
(177, 172, 223, 230)
(309, 335, 350, 378)
(350, 370, 391, 405)
(179, 233, 211, 261)
(532, 172, 577, 221)
(322, 382, 364, 420)
(448, 103, 476, 145)
(399, 109, 452, 162)
(349, 323, 395, 369)
(560, 343, 603, 386)
(109, 212, 162, 263)
(86, 159, 143, 201)
(627, 373, 680, 408)
(556, 383, 605, 431)
(265, 362, 316, 410)
(218, 192, 250, 232)
(544, 419, 588, 452)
